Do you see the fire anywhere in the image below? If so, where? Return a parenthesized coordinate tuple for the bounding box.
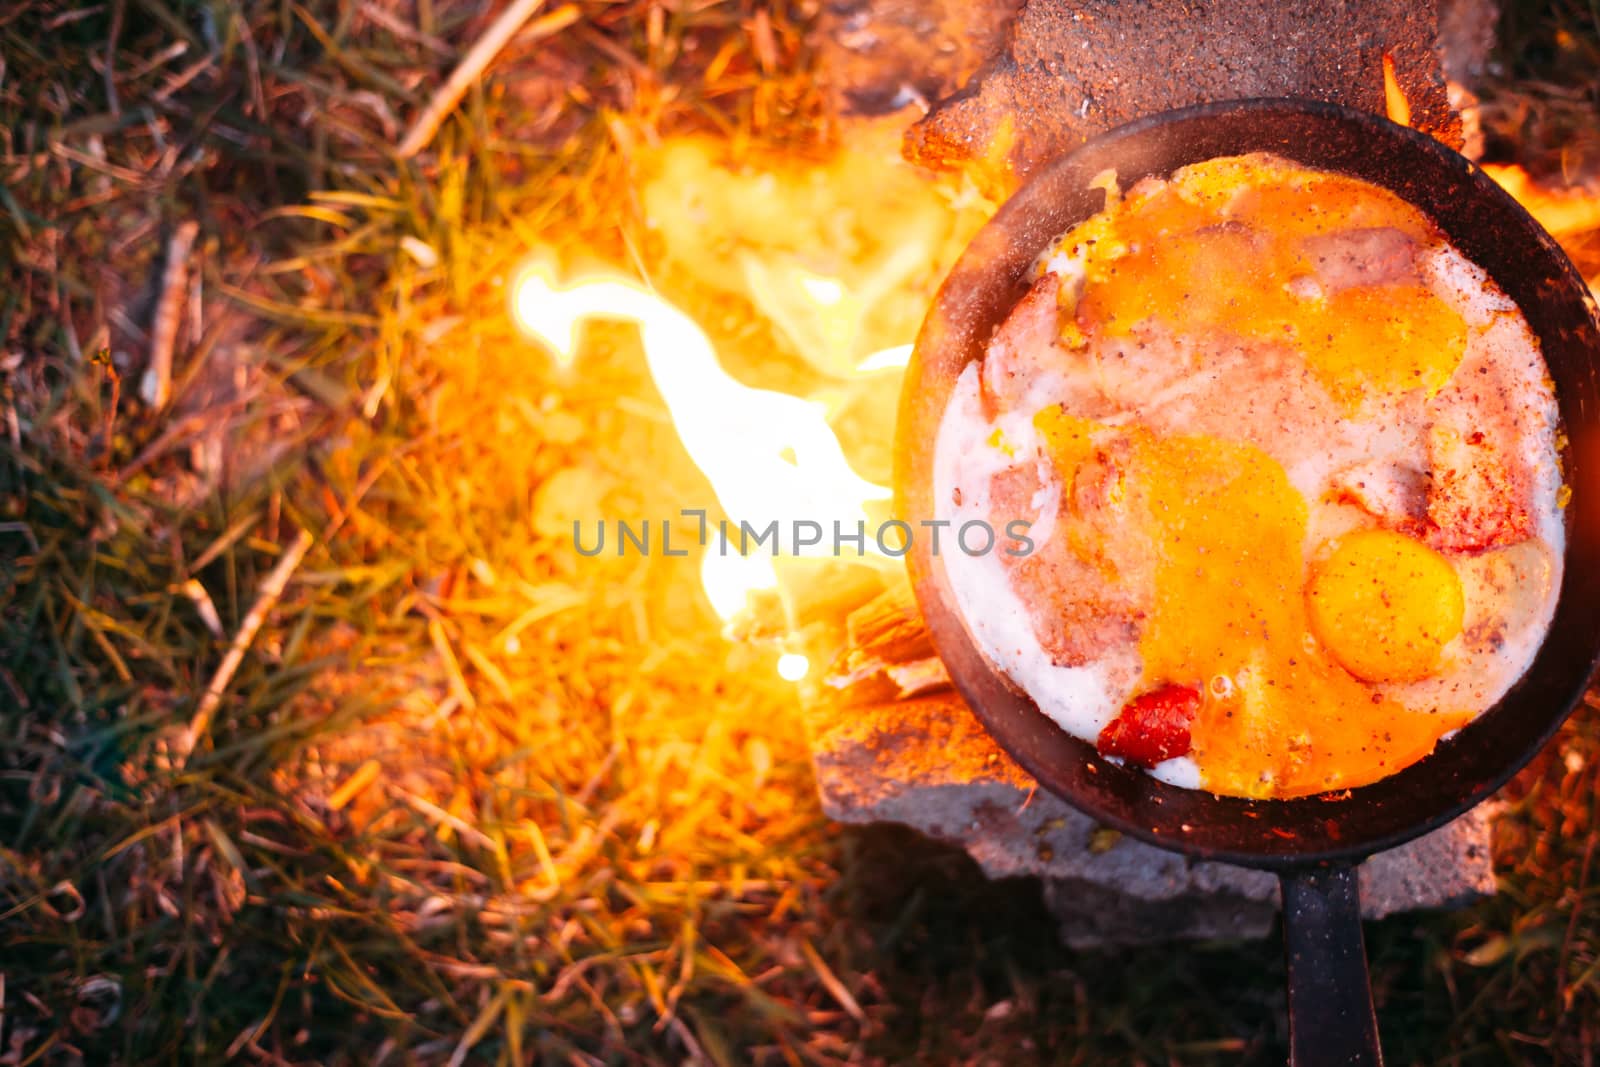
(776, 653, 811, 682)
(700, 548, 778, 623)
(854, 344, 913, 373)
(511, 133, 987, 674)
(637, 133, 988, 382)
(1382, 53, 1411, 128)
(1484, 163, 1600, 239)
(512, 265, 894, 622)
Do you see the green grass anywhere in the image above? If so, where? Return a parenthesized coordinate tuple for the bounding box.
(2, 1, 1599, 1064)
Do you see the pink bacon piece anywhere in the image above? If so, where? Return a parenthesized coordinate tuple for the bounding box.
(986, 444, 1152, 668)
(982, 272, 1067, 414)
(1424, 331, 1541, 553)
(1300, 226, 1420, 294)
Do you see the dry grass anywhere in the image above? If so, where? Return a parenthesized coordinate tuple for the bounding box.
(1, 0, 1599, 1064)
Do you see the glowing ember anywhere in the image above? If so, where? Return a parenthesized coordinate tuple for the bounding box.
(776, 653, 811, 681)
(512, 265, 894, 622)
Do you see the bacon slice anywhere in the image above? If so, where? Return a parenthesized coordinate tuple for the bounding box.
(1426, 425, 1534, 552)
(1301, 226, 1419, 294)
(988, 456, 1151, 668)
(982, 272, 1067, 414)
(1424, 320, 1544, 553)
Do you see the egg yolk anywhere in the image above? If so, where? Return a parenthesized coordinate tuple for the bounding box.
(1068, 156, 1468, 411)
(1034, 408, 1476, 797)
(1306, 529, 1466, 683)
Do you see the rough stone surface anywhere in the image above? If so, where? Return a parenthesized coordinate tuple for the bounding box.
(903, 0, 1461, 198)
(815, 0, 1498, 127)
(802, 688, 1497, 946)
(814, 0, 1470, 199)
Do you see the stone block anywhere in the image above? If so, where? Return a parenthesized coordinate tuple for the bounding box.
(803, 690, 1496, 947)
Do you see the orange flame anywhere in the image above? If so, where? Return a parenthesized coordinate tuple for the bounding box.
(1382, 53, 1412, 128)
(512, 265, 896, 620)
(1483, 163, 1600, 239)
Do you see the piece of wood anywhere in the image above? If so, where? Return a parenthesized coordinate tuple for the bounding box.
(818, 578, 953, 704)
(845, 581, 934, 664)
(775, 558, 887, 630)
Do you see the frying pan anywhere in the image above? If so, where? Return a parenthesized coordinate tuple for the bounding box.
(896, 99, 1600, 1066)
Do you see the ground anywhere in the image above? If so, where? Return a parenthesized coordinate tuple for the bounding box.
(2, 0, 1600, 1064)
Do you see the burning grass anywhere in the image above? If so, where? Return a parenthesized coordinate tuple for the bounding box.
(2, 0, 1600, 1063)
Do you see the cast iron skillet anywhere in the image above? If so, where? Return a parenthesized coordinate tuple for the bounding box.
(897, 99, 1600, 1066)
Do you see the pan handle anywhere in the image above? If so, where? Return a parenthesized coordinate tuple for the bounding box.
(1280, 864, 1383, 1066)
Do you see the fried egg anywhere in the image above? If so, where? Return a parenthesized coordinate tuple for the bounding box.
(936, 153, 1564, 799)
